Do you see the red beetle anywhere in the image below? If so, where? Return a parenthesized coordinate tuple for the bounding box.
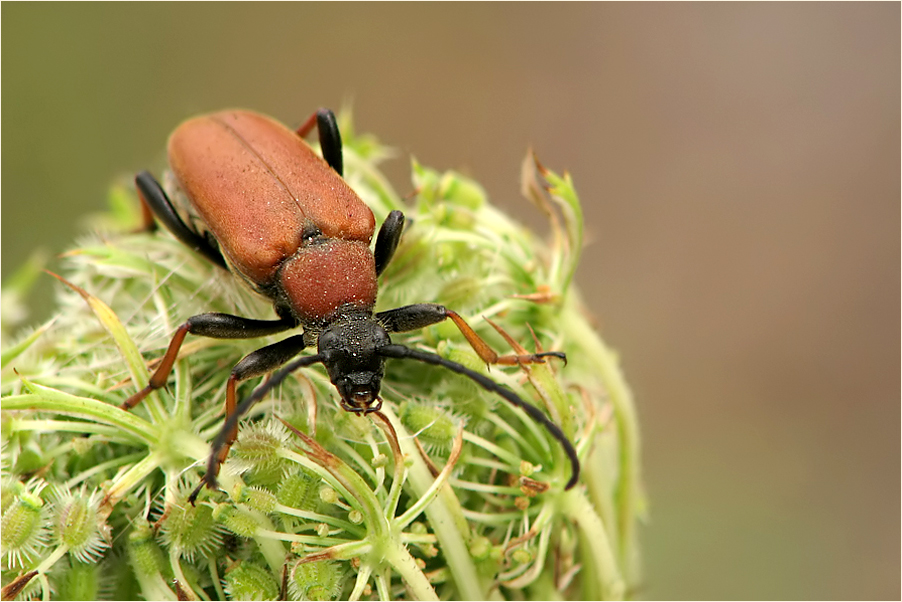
(125, 109, 579, 500)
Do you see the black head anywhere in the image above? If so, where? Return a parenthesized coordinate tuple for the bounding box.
(317, 312, 391, 413)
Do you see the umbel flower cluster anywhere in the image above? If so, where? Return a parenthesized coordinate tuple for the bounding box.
(1, 117, 643, 600)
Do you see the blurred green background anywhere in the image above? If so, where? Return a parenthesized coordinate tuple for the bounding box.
(3, 4, 898, 599)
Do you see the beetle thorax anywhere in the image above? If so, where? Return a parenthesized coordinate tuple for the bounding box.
(276, 239, 378, 326)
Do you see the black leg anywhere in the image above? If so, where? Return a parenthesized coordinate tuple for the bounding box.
(374, 210, 405, 276)
(377, 303, 449, 333)
(377, 344, 580, 490)
(212, 335, 308, 490)
(377, 303, 566, 366)
(122, 313, 297, 411)
(189, 351, 327, 504)
(229, 335, 308, 383)
(296, 108, 343, 176)
(135, 171, 227, 269)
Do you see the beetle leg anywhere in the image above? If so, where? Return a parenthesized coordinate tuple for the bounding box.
(136, 192, 158, 233)
(135, 171, 228, 269)
(296, 108, 343, 176)
(190, 351, 327, 504)
(376, 303, 566, 366)
(374, 210, 405, 276)
(121, 314, 297, 411)
(216, 334, 308, 477)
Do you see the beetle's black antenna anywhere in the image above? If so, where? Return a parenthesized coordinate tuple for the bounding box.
(190, 352, 327, 503)
(377, 344, 580, 490)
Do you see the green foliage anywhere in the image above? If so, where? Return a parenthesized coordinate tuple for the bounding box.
(1, 121, 642, 600)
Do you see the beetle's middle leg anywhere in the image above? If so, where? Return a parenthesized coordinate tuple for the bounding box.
(374, 210, 405, 276)
(135, 171, 228, 269)
(121, 314, 297, 411)
(376, 304, 566, 366)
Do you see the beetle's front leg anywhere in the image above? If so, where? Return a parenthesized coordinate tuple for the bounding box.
(190, 337, 322, 505)
(122, 314, 297, 411)
(208, 335, 308, 484)
(376, 303, 565, 366)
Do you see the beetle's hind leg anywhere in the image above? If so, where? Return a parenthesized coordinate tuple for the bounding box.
(296, 108, 343, 176)
(376, 303, 566, 366)
(135, 171, 228, 269)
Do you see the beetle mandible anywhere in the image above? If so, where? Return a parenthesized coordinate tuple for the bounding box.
(124, 109, 579, 500)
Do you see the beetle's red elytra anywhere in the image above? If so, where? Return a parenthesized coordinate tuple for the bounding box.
(168, 111, 375, 286)
(124, 108, 579, 501)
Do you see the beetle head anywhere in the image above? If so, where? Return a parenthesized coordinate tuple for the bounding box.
(317, 312, 391, 413)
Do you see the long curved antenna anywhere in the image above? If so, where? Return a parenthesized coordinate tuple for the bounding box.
(189, 353, 327, 504)
(377, 344, 580, 490)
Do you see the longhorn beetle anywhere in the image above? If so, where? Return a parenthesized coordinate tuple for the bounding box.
(123, 109, 579, 501)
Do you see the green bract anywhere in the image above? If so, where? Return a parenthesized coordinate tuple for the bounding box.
(1, 115, 642, 600)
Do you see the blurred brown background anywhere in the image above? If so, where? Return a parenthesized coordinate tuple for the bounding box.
(3, 4, 898, 599)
